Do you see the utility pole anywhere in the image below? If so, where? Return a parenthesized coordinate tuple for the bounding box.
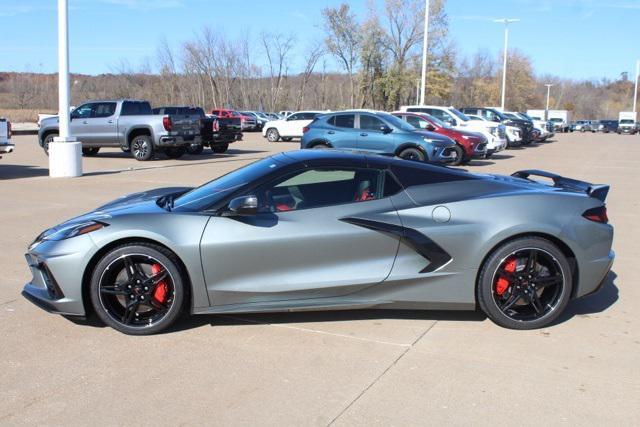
(545, 84, 554, 121)
(419, 0, 430, 105)
(494, 18, 519, 111)
(50, 0, 82, 177)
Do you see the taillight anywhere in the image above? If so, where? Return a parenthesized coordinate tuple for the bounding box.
(212, 120, 219, 132)
(162, 116, 172, 131)
(7, 122, 11, 139)
(583, 206, 608, 224)
(302, 126, 310, 133)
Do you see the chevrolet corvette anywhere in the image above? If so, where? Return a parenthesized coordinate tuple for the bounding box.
(23, 150, 614, 334)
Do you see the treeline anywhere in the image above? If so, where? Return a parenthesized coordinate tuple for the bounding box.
(0, 0, 635, 121)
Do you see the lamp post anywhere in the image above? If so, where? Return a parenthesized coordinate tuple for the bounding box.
(494, 18, 519, 111)
(419, 0, 430, 105)
(633, 59, 639, 113)
(544, 84, 554, 121)
(50, 0, 82, 178)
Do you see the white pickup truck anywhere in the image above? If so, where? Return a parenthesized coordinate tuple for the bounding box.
(0, 118, 13, 159)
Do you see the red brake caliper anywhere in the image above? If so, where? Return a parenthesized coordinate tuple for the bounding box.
(151, 263, 168, 304)
(495, 257, 517, 295)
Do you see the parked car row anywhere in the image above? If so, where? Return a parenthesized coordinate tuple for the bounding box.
(260, 105, 556, 167)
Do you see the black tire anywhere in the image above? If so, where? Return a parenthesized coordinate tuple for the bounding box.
(397, 147, 425, 162)
(131, 135, 154, 161)
(282, 137, 293, 142)
(165, 146, 186, 159)
(82, 147, 100, 156)
(477, 236, 573, 330)
(449, 145, 464, 166)
(211, 144, 229, 153)
(89, 243, 186, 335)
(43, 133, 58, 155)
(266, 128, 280, 142)
(186, 144, 204, 155)
(311, 142, 330, 150)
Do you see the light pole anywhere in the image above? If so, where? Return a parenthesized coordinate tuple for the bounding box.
(494, 18, 519, 111)
(633, 59, 639, 113)
(544, 84, 554, 121)
(50, 0, 82, 178)
(419, 0, 430, 105)
(415, 79, 420, 104)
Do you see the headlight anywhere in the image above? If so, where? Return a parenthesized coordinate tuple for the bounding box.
(40, 221, 108, 242)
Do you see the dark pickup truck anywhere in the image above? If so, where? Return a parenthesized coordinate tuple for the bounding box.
(153, 107, 242, 154)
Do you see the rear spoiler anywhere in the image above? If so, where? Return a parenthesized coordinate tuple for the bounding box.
(511, 169, 609, 202)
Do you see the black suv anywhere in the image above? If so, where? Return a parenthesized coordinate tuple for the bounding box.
(460, 107, 534, 145)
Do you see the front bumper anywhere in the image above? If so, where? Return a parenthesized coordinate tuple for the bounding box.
(618, 127, 636, 134)
(22, 235, 98, 317)
(430, 145, 459, 163)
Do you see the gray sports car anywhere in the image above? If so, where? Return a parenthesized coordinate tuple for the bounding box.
(23, 150, 614, 335)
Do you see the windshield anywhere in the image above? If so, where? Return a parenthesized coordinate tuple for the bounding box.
(550, 118, 563, 123)
(519, 112, 534, 120)
(620, 119, 635, 124)
(449, 108, 471, 122)
(422, 113, 448, 128)
(172, 157, 283, 212)
(503, 113, 518, 119)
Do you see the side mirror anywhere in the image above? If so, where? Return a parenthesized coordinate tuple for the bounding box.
(224, 195, 258, 217)
(493, 116, 501, 122)
(425, 123, 435, 131)
(380, 125, 393, 134)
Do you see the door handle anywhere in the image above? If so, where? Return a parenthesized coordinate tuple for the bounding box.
(82, 120, 88, 124)
(360, 133, 368, 137)
(327, 130, 335, 134)
(107, 120, 114, 124)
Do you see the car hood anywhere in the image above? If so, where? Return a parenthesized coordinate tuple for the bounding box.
(414, 130, 454, 144)
(40, 116, 60, 126)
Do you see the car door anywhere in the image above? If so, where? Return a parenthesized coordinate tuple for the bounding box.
(200, 166, 402, 307)
(89, 102, 118, 145)
(357, 113, 396, 153)
(69, 103, 94, 144)
(281, 113, 304, 137)
(325, 113, 357, 148)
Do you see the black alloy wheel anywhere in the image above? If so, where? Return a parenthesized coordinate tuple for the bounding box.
(90, 244, 185, 335)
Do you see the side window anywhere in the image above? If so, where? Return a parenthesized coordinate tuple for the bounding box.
(406, 115, 429, 129)
(360, 114, 386, 131)
(121, 102, 152, 116)
(482, 110, 494, 121)
(92, 102, 117, 118)
(329, 114, 355, 128)
(255, 168, 383, 213)
(72, 103, 93, 119)
(302, 113, 318, 120)
(287, 113, 302, 121)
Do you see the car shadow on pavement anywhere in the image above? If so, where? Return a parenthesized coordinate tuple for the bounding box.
(552, 271, 619, 326)
(468, 160, 495, 167)
(0, 164, 49, 180)
(490, 154, 514, 160)
(93, 149, 268, 161)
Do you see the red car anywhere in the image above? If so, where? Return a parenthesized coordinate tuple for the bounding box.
(210, 109, 257, 131)
(392, 112, 488, 165)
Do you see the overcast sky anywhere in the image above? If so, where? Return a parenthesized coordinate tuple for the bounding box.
(2, 0, 638, 80)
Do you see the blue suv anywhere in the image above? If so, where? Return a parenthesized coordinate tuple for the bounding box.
(300, 110, 459, 163)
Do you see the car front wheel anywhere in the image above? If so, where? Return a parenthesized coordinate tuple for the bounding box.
(477, 237, 573, 330)
(398, 147, 425, 162)
(89, 243, 185, 335)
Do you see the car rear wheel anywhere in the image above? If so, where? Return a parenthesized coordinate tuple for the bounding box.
(82, 147, 100, 156)
(89, 243, 185, 335)
(266, 128, 280, 142)
(398, 147, 425, 162)
(311, 142, 330, 149)
(212, 144, 229, 153)
(477, 237, 572, 330)
(165, 146, 186, 159)
(131, 135, 154, 161)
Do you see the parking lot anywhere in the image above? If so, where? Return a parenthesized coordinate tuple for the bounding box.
(1, 132, 638, 425)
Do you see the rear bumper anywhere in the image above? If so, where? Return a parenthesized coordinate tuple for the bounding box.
(576, 250, 615, 298)
(0, 143, 14, 154)
(157, 135, 202, 147)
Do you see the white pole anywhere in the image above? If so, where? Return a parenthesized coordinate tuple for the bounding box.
(545, 84, 553, 121)
(58, 0, 70, 138)
(419, 0, 429, 105)
(415, 79, 420, 104)
(633, 59, 639, 113)
(50, 0, 82, 178)
(494, 19, 519, 111)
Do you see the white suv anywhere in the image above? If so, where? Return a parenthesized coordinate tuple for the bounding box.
(262, 111, 325, 142)
(399, 105, 507, 156)
(0, 118, 13, 158)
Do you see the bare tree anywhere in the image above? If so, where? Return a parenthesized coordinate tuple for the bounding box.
(296, 41, 325, 110)
(322, 4, 361, 108)
(261, 32, 295, 111)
